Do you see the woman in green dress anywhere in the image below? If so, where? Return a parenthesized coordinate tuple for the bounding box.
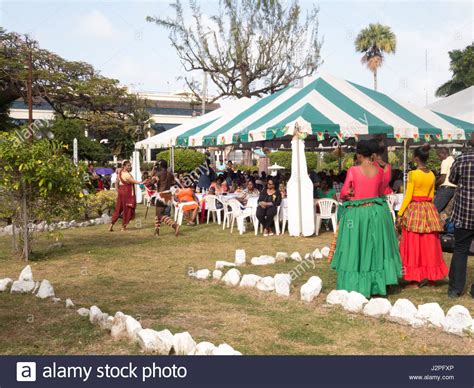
(330, 140, 402, 297)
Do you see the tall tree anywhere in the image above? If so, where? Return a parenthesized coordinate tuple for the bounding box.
(0, 28, 130, 120)
(147, 0, 322, 102)
(436, 43, 474, 97)
(354, 23, 396, 91)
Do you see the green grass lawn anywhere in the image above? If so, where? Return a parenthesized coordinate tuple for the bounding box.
(0, 205, 473, 355)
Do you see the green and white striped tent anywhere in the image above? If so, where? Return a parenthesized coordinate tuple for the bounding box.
(179, 73, 473, 147)
(134, 97, 253, 150)
(135, 73, 473, 150)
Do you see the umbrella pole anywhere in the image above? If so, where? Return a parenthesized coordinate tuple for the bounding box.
(295, 134, 303, 237)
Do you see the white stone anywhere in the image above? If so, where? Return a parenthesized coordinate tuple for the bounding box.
(10, 280, 35, 293)
(443, 305, 473, 337)
(300, 276, 322, 302)
(275, 252, 288, 262)
(326, 289, 348, 305)
(32, 281, 40, 294)
(19, 265, 33, 281)
(250, 255, 276, 265)
(215, 261, 236, 269)
(52, 297, 61, 303)
(77, 308, 90, 317)
(304, 253, 311, 260)
(256, 276, 275, 292)
(172, 332, 196, 355)
(290, 252, 302, 262)
(36, 279, 55, 299)
(194, 269, 210, 280)
(415, 303, 445, 328)
(239, 274, 262, 288)
(274, 273, 291, 297)
(410, 317, 426, 329)
(0, 278, 12, 292)
(65, 298, 75, 308)
(138, 328, 174, 354)
(212, 270, 223, 280)
(211, 343, 241, 355)
(388, 299, 418, 326)
(4, 225, 13, 235)
(222, 268, 241, 286)
(312, 249, 323, 260)
(125, 316, 143, 342)
(98, 314, 112, 330)
(110, 312, 128, 339)
(342, 291, 369, 313)
(235, 249, 246, 265)
(89, 306, 103, 324)
(191, 341, 216, 355)
(321, 246, 330, 257)
(363, 298, 392, 318)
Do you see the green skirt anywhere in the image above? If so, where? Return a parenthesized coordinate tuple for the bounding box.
(331, 197, 402, 297)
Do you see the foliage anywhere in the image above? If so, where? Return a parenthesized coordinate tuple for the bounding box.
(233, 163, 258, 173)
(82, 190, 116, 219)
(1, 28, 154, 161)
(436, 43, 474, 97)
(0, 27, 131, 120)
(0, 132, 83, 259)
(49, 117, 109, 162)
(155, 148, 205, 172)
(269, 150, 318, 171)
(321, 152, 354, 172)
(147, 0, 322, 101)
(354, 23, 396, 90)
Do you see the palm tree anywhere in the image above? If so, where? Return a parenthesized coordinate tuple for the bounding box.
(355, 23, 396, 91)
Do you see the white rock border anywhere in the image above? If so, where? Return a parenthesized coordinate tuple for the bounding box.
(1, 266, 242, 355)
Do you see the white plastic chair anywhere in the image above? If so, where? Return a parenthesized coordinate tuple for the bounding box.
(204, 195, 223, 225)
(253, 205, 281, 235)
(386, 194, 397, 222)
(280, 202, 288, 234)
(176, 201, 200, 226)
(221, 196, 233, 229)
(226, 199, 253, 234)
(315, 198, 338, 235)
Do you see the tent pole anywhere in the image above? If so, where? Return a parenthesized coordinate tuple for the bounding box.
(171, 145, 175, 174)
(403, 139, 408, 194)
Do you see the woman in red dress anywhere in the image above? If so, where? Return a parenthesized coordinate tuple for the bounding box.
(397, 144, 448, 287)
(109, 160, 142, 231)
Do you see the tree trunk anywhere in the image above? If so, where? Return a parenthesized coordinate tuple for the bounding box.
(11, 222, 17, 255)
(373, 69, 377, 91)
(21, 182, 30, 261)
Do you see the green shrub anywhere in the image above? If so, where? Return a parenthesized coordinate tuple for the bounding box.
(155, 148, 205, 172)
(269, 151, 318, 170)
(82, 190, 117, 219)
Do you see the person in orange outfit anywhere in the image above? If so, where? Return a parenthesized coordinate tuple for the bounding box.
(397, 144, 448, 288)
(175, 187, 199, 226)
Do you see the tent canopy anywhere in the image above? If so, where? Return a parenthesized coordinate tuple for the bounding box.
(135, 73, 473, 150)
(427, 86, 474, 123)
(134, 98, 252, 150)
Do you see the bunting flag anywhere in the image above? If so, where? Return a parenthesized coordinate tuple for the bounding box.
(446, 133, 453, 142)
(435, 134, 442, 141)
(424, 134, 431, 142)
(395, 133, 403, 143)
(336, 132, 345, 143)
(413, 133, 420, 142)
(316, 132, 325, 141)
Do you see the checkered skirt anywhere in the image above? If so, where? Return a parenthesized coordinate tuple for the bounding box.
(401, 196, 443, 233)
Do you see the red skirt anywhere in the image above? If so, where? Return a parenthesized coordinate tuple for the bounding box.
(399, 229, 448, 282)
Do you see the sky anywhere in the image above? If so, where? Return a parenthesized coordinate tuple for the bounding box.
(1, 0, 472, 107)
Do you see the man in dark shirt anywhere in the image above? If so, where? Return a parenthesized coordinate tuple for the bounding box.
(447, 134, 474, 298)
(153, 160, 179, 237)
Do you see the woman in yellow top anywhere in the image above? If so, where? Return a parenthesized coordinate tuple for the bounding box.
(397, 144, 448, 288)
